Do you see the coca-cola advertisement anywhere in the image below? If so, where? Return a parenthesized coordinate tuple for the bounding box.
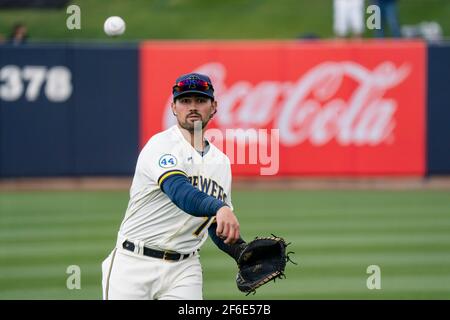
(140, 41, 426, 176)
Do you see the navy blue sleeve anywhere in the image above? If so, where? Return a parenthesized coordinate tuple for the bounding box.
(160, 173, 227, 217)
(208, 222, 246, 261)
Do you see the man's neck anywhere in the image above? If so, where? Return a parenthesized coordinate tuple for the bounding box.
(177, 124, 206, 151)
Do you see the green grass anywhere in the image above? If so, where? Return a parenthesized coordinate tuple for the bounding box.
(0, 0, 448, 41)
(0, 189, 450, 299)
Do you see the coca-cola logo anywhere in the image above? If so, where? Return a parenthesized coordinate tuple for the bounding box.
(164, 61, 410, 147)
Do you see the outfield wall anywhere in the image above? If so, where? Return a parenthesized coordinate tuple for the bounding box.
(140, 41, 426, 176)
(0, 44, 139, 177)
(0, 40, 449, 178)
(427, 44, 450, 175)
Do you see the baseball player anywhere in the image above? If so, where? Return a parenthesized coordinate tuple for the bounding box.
(101, 73, 246, 300)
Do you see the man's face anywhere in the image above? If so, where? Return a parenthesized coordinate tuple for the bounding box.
(171, 94, 217, 132)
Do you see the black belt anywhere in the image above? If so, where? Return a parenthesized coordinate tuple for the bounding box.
(122, 240, 195, 261)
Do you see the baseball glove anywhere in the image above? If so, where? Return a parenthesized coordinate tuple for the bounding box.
(236, 235, 296, 295)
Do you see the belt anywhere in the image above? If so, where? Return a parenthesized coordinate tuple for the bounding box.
(122, 240, 195, 261)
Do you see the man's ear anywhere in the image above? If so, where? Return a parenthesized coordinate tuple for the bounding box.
(171, 102, 177, 116)
(210, 101, 218, 119)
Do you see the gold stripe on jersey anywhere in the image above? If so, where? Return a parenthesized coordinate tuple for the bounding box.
(193, 217, 213, 237)
(157, 170, 188, 186)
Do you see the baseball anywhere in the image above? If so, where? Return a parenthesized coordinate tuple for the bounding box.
(104, 16, 126, 36)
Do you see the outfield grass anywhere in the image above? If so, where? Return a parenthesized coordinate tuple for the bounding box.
(0, 189, 450, 299)
(0, 0, 449, 41)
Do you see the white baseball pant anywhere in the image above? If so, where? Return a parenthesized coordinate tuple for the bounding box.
(101, 246, 203, 300)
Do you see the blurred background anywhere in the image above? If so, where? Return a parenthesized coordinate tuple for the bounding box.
(0, 0, 449, 300)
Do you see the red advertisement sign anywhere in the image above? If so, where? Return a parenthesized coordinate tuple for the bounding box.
(140, 40, 426, 176)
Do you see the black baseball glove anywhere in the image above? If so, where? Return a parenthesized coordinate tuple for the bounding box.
(235, 235, 296, 295)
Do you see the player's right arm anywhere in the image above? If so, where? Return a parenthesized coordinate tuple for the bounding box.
(160, 174, 240, 244)
(139, 132, 240, 244)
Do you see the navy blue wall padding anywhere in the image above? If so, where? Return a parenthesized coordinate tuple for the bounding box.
(0, 43, 139, 177)
(427, 43, 450, 175)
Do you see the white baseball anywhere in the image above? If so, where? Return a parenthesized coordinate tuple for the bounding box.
(104, 16, 126, 36)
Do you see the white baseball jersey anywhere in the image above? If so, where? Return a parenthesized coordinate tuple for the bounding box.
(118, 125, 233, 254)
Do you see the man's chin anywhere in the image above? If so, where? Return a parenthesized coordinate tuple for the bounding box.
(179, 121, 195, 131)
(179, 120, 208, 132)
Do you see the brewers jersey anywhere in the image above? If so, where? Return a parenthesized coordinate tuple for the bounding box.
(118, 125, 233, 254)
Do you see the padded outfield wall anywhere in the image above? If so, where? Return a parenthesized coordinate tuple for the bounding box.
(0, 40, 448, 177)
(0, 44, 139, 177)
